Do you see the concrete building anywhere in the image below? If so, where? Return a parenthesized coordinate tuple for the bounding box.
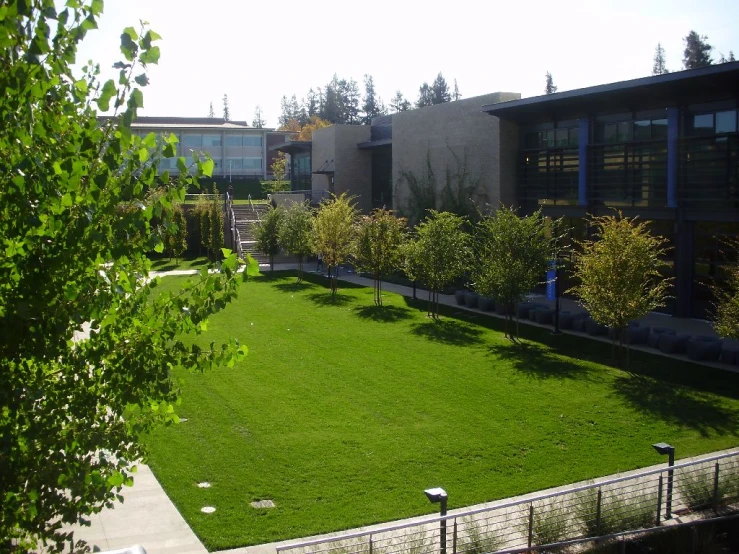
(129, 117, 296, 181)
(483, 62, 739, 318)
(273, 65, 738, 319)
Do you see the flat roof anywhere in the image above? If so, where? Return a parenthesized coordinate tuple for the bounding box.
(357, 138, 392, 149)
(482, 62, 739, 124)
(270, 141, 312, 154)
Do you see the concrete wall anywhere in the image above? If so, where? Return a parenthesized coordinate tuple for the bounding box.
(311, 125, 372, 211)
(391, 92, 520, 218)
(311, 125, 336, 195)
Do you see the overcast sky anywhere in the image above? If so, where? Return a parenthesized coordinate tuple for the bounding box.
(74, 0, 739, 128)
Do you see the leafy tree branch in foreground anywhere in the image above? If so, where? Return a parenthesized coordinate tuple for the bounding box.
(0, 1, 248, 550)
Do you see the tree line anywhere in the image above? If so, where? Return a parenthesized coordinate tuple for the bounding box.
(257, 195, 738, 354)
(652, 30, 735, 75)
(277, 72, 462, 129)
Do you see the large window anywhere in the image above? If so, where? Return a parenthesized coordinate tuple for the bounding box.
(524, 127, 578, 149)
(689, 110, 738, 136)
(597, 118, 668, 143)
(181, 134, 201, 147)
(244, 157, 262, 170)
(202, 134, 221, 147)
(244, 136, 262, 147)
(225, 135, 241, 147)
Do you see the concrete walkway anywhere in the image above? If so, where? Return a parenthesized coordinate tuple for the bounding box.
(61, 464, 206, 554)
(64, 264, 736, 553)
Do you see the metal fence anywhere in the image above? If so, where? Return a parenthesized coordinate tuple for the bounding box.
(276, 450, 739, 554)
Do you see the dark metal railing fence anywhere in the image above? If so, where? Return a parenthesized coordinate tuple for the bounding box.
(276, 450, 739, 554)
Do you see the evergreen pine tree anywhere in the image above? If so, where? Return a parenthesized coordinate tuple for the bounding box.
(390, 90, 411, 113)
(362, 74, 382, 124)
(730, 51, 736, 62)
(652, 43, 669, 75)
(342, 78, 361, 124)
(222, 93, 230, 121)
(208, 101, 215, 118)
(683, 30, 713, 69)
(431, 72, 451, 104)
(452, 79, 461, 101)
(545, 72, 557, 94)
(252, 105, 265, 128)
(322, 77, 341, 123)
(416, 82, 433, 108)
(306, 88, 319, 116)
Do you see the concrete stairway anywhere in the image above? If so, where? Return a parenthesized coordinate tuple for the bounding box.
(231, 204, 296, 266)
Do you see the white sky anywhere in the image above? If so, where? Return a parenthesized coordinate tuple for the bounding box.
(75, 0, 739, 128)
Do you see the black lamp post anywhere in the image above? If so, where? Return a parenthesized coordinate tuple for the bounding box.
(425, 488, 448, 554)
(653, 442, 675, 519)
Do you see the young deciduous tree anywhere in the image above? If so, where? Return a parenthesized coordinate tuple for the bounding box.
(164, 202, 189, 262)
(255, 206, 284, 273)
(312, 193, 358, 294)
(713, 242, 739, 340)
(296, 115, 331, 140)
(404, 211, 470, 319)
(569, 212, 672, 364)
(472, 207, 560, 340)
(266, 152, 289, 193)
(278, 202, 314, 283)
(354, 209, 408, 306)
(652, 43, 669, 75)
(0, 2, 248, 549)
(683, 30, 713, 69)
(545, 72, 557, 94)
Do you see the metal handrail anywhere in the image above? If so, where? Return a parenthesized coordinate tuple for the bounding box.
(276, 449, 739, 553)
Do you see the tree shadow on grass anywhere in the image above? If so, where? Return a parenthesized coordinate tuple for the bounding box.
(273, 281, 314, 293)
(486, 341, 593, 380)
(410, 319, 484, 346)
(612, 375, 739, 437)
(306, 292, 353, 308)
(354, 305, 413, 323)
(150, 257, 208, 272)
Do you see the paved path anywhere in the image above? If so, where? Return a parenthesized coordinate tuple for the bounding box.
(64, 264, 735, 553)
(61, 464, 206, 554)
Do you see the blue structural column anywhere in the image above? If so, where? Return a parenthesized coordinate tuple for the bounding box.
(578, 118, 589, 206)
(666, 107, 679, 208)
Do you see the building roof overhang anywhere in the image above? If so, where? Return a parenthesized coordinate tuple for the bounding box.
(270, 141, 312, 154)
(482, 62, 739, 124)
(357, 138, 392, 149)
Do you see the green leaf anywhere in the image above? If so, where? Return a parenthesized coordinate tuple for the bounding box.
(134, 73, 149, 87)
(201, 158, 214, 177)
(90, 0, 104, 15)
(95, 79, 117, 112)
(154, 241, 164, 253)
(74, 79, 88, 94)
(129, 88, 144, 109)
(61, 193, 73, 207)
(140, 45, 160, 65)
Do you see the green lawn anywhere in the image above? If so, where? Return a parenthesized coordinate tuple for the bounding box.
(149, 256, 210, 272)
(146, 272, 739, 551)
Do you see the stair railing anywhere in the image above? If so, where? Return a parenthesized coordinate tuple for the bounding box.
(227, 191, 244, 259)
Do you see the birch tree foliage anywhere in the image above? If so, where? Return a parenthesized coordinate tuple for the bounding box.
(278, 201, 313, 283)
(569, 212, 671, 359)
(353, 209, 408, 306)
(472, 207, 559, 340)
(312, 193, 358, 294)
(0, 1, 246, 549)
(404, 210, 470, 319)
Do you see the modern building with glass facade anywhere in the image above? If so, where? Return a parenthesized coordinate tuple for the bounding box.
(483, 61, 739, 318)
(129, 117, 296, 180)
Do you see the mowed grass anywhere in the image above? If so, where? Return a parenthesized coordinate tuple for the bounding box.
(145, 272, 739, 551)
